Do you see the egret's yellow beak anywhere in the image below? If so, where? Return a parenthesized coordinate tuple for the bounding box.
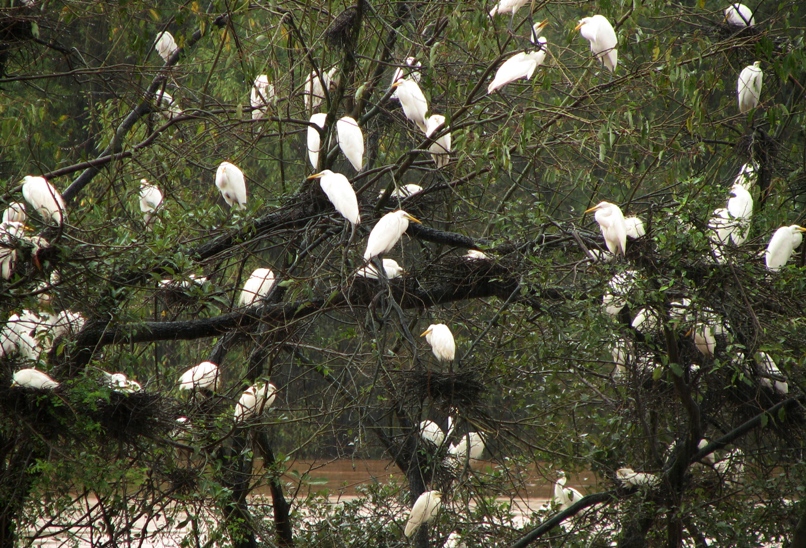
(307, 173, 324, 180)
(574, 21, 584, 31)
(537, 20, 549, 29)
(420, 328, 432, 337)
(798, 227, 806, 232)
(685, 328, 694, 337)
(405, 213, 422, 224)
(584, 205, 600, 214)
(391, 80, 403, 88)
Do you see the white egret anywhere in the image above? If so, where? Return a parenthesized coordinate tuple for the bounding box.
(250, 75, 275, 120)
(308, 170, 360, 226)
(0, 221, 23, 280)
(0, 311, 41, 360)
(765, 225, 806, 271)
(421, 323, 456, 362)
(708, 208, 732, 262)
(757, 352, 788, 394)
(726, 184, 753, 245)
(698, 439, 716, 465)
(391, 79, 429, 133)
(714, 448, 744, 482)
(154, 31, 178, 62)
(489, 0, 528, 17)
(724, 3, 754, 26)
(356, 258, 404, 279)
(575, 15, 618, 72)
(239, 268, 276, 306)
(602, 270, 637, 316)
(139, 179, 163, 227)
(465, 249, 488, 260)
(738, 61, 762, 114)
(379, 184, 423, 199)
(102, 371, 142, 393)
(691, 324, 716, 356)
(2, 203, 25, 224)
(488, 21, 548, 94)
(588, 249, 615, 263)
(425, 114, 452, 169)
(553, 471, 584, 510)
(21, 176, 66, 225)
(444, 531, 463, 548)
(586, 201, 627, 256)
(624, 216, 645, 239)
(611, 337, 634, 378)
(404, 490, 442, 537)
(733, 163, 756, 190)
(234, 382, 277, 421)
(448, 432, 485, 464)
(11, 368, 59, 389)
(419, 420, 446, 447)
(616, 468, 660, 488)
(215, 162, 247, 210)
(155, 90, 181, 118)
(363, 210, 421, 260)
(178, 361, 220, 392)
(336, 116, 364, 171)
(631, 308, 659, 335)
(304, 67, 338, 111)
(390, 57, 422, 100)
(307, 113, 327, 170)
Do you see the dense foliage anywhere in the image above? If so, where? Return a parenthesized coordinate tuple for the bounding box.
(1, 0, 806, 546)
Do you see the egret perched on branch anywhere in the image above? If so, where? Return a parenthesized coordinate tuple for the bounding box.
(404, 491, 442, 538)
(690, 324, 716, 356)
(308, 170, 360, 226)
(363, 210, 421, 260)
(154, 31, 178, 62)
(585, 201, 627, 256)
(489, 0, 528, 17)
(234, 382, 277, 421)
(179, 361, 220, 392)
(390, 57, 422, 100)
(624, 216, 645, 239)
(0, 221, 23, 280)
(239, 268, 276, 306)
(379, 184, 423, 200)
(733, 163, 757, 190)
(21, 176, 66, 225)
(307, 113, 327, 170)
(11, 368, 59, 389)
(250, 75, 275, 120)
(724, 3, 754, 26)
(757, 352, 788, 394)
(139, 179, 163, 227)
(336, 116, 364, 171)
(2, 203, 25, 224)
(487, 21, 548, 94)
(575, 15, 618, 72)
(447, 432, 485, 466)
(215, 162, 247, 210)
(616, 468, 660, 488)
(304, 67, 338, 111)
(554, 471, 584, 511)
(726, 184, 753, 245)
(425, 114, 451, 168)
(391, 79, 429, 133)
(602, 270, 638, 316)
(765, 225, 806, 271)
(155, 90, 181, 118)
(421, 323, 456, 362)
(356, 258, 404, 279)
(419, 420, 446, 447)
(737, 61, 762, 114)
(102, 371, 142, 393)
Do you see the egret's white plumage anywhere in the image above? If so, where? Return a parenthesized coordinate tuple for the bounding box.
(692, 324, 716, 356)
(155, 90, 181, 118)
(234, 382, 277, 421)
(363, 210, 421, 260)
(616, 468, 660, 488)
(102, 371, 142, 393)
(391, 79, 429, 133)
(624, 216, 645, 239)
(250, 75, 275, 120)
(726, 184, 753, 245)
(390, 57, 422, 100)
(443, 531, 463, 548)
(21, 176, 66, 225)
(356, 258, 404, 279)
(586, 201, 627, 256)
(179, 361, 220, 392)
(239, 268, 276, 306)
(602, 270, 638, 316)
(2, 203, 26, 224)
(487, 41, 547, 94)
(404, 491, 442, 538)
(765, 225, 806, 271)
(307, 113, 327, 170)
(738, 61, 762, 114)
(304, 67, 338, 111)
(11, 368, 59, 389)
(757, 352, 788, 394)
(0, 311, 41, 360)
(553, 472, 584, 510)
(419, 420, 446, 447)
(380, 184, 423, 200)
(308, 170, 360, 226)
(631, 308, 659, 335)
(154, 31, 179, 62)
(725, 3, 754, 26)
(421, 323, 456, 362)
(0, 221, 23, 280)
(425, 114, 452, 168)
(448, 432, 485, 463)
(576, 15, 618, 72)
(489, 0, 528, 17)
(465, 249, 488, 260)
(336, 117, 364, 171)
(698, 439, 716, 465)
(139, 179, 163, 227)
(215, 162, 247, 210)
